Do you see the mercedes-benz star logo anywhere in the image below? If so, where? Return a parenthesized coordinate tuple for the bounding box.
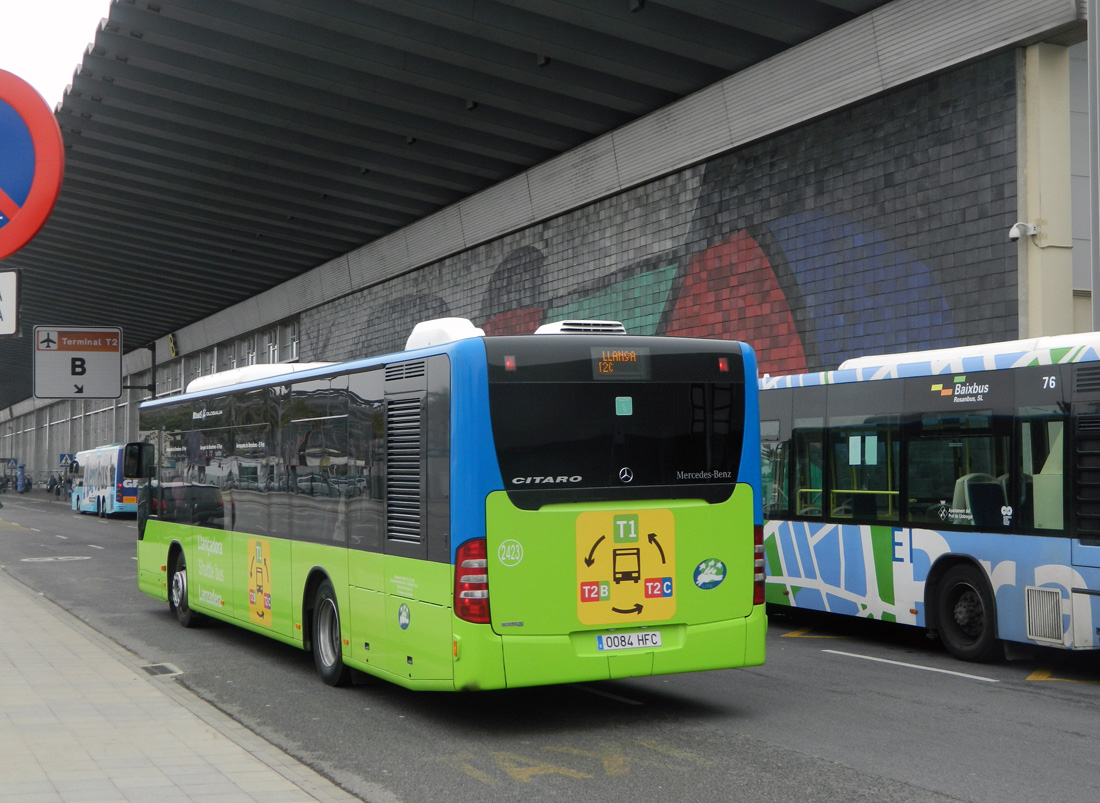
(619, 467, 634, 483)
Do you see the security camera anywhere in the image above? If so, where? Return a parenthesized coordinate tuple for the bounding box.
(1008, 222, 1036, 241)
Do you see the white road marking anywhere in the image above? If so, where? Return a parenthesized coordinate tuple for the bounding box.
(21, 556, 91, 562)
(822, 649, 999, 682)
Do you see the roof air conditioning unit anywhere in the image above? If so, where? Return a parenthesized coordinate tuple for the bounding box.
(534, 320, 627, 335)
(405, 317, 485, 350)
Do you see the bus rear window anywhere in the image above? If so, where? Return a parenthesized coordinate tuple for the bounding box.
(489, 378, 745, 504)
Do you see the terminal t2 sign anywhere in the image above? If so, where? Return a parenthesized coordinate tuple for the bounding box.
(33, 326, 122, 399)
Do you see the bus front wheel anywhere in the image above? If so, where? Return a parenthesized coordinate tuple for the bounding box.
(312, 580, 351, 687)
(169, 551, 201, 628)
(935, 563, 999, 662)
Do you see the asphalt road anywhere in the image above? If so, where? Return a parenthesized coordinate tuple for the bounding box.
(2, 492, 1099, 803)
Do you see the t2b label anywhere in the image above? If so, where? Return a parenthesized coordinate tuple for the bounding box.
(581, 580, 610, 602)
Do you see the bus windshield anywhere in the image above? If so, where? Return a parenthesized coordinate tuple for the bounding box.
(485, 337, 746, 503)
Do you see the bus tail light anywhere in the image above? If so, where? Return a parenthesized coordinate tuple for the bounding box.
(116, 482, 124, 503)
(753, 525, 766, 605)
(455, 538, 491, 624)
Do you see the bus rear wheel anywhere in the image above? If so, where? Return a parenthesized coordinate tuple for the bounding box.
(312, 579, 350, 687)
(169, 551, 201, 628)
(935, 563, 999, 662)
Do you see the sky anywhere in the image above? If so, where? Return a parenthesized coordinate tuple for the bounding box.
(0, 1, 113, 107)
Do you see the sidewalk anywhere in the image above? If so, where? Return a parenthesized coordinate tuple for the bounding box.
(0, 566, 363, 803)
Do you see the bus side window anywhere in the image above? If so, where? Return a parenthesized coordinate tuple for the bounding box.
(792, 427, 823, 518)
(761, 419, 788, 518)
(829, 426, 899, 523)
(907, 438, 959, 525)
(906, 413, 1010, 529)
(1019, 417, 1065, 531)
(347, 369, 385, 552)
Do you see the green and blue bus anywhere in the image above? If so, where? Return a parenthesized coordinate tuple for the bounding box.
(761, 332, 1100, 661)
(136, 318, 766, 690)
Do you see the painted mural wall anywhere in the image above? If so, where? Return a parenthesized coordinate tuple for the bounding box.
(303, 52, 1018, 377)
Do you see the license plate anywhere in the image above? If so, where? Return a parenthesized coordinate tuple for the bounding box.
(596, 631, 662, 651)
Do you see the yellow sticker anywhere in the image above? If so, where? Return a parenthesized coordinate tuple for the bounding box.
(575, 509, 675, 625)
(247, 537, 273, 627)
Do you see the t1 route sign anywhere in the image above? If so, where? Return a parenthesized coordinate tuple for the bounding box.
(34, 326, 122, 399)
(0, 70, 65, 262)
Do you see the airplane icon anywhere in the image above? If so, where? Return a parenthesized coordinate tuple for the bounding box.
(39, 332, 57, 349)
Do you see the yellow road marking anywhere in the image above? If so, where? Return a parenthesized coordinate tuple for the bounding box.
(441, 740, 712, 786)
(781, 626, 845, 639)
(1027, 666, 1100, 685)
(438, 754, 500, 786)
(490, 752, 592, 783)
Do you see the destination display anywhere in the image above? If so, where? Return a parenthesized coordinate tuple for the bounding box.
(591, 346, 650, 380)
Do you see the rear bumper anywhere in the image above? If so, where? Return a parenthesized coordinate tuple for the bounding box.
(494, 605, 767, 689)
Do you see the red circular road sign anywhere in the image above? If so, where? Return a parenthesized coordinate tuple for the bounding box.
(0, 70, 64, 260)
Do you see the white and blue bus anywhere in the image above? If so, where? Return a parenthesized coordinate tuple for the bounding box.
(760, 332, 1100, 661)
(72, 443, 148, 517)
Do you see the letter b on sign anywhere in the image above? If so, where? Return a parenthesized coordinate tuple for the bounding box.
(71, 357, 86, 376)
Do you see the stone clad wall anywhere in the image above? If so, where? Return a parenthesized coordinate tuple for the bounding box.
(307, 52, 1018, 376)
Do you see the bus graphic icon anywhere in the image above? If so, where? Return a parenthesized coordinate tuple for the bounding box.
(613, 547, 641, 583)
(575, 507, 677, 626)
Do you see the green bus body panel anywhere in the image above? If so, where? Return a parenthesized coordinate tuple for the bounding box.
(482, 483, 765, 688)
(188, 529, 312, 639)
(138, 482, 764, 691)
(495, 611, 766, 689)
(139, 522, 463, 690)
(348, 586, 386, 673)
(486, 485, 759, 632)
(137, 523, 170, 601)
(868, 525, 896, 607)
(452, 617, 507, 691)
(348, 548, 383, 594)
(347, 555, 453, 683)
